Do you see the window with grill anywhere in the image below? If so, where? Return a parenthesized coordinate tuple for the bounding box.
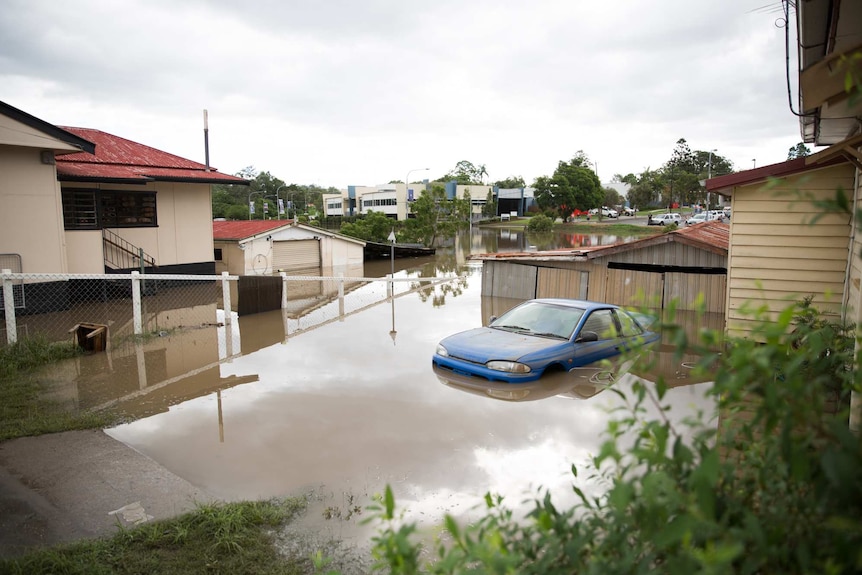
(62, 190, 98, 229)
(62, 189, 158, 230)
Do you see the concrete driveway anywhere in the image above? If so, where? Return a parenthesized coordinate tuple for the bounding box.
(0, 429, 211, 558)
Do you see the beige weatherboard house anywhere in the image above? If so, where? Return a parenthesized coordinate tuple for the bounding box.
(705, 0, 861, 340)
(707, 156, 855, 338)
(0, 100, 248, 314)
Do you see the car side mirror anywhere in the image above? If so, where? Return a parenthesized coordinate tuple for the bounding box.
(575, 331, 598, 343)
(488, 315, 497, 324)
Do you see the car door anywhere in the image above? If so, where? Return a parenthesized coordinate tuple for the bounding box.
(570, 309, 622, 366)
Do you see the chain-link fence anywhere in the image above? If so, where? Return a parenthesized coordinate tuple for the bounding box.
(1, 270, 464, 348)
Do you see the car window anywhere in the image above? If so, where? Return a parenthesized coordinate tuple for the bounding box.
(492, 301, 584, 338)
(580, 309, 618, 340)
(615, 310, 644, 337)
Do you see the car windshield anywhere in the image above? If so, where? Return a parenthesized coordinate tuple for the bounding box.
(490, 301, 585, 339)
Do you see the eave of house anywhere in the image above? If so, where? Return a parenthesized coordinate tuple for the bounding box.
(706, 154, 848, 196)
(797, 0, 862, 145)
(0, 100, 96, 155)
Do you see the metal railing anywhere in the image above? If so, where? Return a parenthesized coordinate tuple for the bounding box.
(102, 229, 156, 271)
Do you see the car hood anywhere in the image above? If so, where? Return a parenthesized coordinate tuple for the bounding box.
(439, 327, 563, 364)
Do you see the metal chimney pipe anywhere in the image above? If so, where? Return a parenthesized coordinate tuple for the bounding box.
(203, 109, 210, 171)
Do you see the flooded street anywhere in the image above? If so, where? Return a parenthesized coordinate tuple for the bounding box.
(44, 227, 718, 547)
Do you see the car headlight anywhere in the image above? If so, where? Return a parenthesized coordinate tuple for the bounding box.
(486, 360, 531, 374)
(436, 343, 449, 357)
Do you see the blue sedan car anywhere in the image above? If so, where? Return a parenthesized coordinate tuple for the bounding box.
(432, 299, 659, 383)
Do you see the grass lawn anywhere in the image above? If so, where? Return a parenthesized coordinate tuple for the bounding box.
(0, 499, 320, 575)
(0, 338, 123, 442)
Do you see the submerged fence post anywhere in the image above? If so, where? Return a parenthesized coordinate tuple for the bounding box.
(221, 272, 232, 328)
(131, 271, 143, 336)
(338, 272, 345, 319)
(2, 269, 16, 345)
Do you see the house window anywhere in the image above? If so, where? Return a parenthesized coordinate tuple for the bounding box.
(214, 248, 223, 261)
(61, 189, 158, 230)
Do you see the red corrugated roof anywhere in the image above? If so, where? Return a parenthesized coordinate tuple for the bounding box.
(213, 220, 295, 240)
(55, 127, 248, 184)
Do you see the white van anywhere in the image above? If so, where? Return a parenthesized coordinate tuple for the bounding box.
(647, 213, 682, 226)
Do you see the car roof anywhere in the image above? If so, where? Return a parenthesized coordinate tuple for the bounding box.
(529, 298, 619, 311)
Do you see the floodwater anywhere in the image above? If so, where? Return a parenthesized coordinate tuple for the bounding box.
(41, 226, 717, 553)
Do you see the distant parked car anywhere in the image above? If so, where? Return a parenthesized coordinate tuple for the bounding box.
(622, 207, 636, 216)
(686, 213, 708, 225)
(707, 210, 726, 222)
(601, 207, 619, 218)
(647, 213, 682, 226)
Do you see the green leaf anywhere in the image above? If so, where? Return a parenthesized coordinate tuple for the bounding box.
(608, 481, 634, 511)
(384, 485, 395, 520)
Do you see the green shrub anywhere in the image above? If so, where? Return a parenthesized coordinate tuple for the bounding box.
(526, 214, 554, 233)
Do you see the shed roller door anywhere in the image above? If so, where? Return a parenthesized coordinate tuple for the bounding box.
(273, 239, 320, 272)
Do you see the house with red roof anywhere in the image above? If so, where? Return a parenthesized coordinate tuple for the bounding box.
(1, 99, 248, 281)
(212, 219, 365, 276)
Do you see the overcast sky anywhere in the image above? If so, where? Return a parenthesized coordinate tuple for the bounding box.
(1, 0, 802, 188)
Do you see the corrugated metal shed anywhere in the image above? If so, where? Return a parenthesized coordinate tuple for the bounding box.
(475, 221, 729, 312)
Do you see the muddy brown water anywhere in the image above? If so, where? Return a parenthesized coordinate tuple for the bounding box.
(40, 229, 718, 552)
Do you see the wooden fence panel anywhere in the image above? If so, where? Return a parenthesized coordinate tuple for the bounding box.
(238, 275, 283, 316)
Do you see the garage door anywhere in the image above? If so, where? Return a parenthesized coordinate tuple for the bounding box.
(273, 240, 320, 272)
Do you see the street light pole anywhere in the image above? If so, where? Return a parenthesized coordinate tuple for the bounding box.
(388, 228, 397, 344)
(248, 189, 264, 220)
(405, 168, 429, 202)
(707, 149, 716, 210)
(288, 190, 306, 224)
(274, 185, 287, 220)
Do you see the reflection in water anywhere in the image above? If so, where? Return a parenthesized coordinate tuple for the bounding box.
(433, 364, 619, 402)
(468, 227, 636, 254)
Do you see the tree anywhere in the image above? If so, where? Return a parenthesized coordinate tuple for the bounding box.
(614, 173, 638, 186)
(482, 189, 497, 218)
(626, 169, 664, 209)
(662, 138, 700, 208)
(788, 142, 812, 160)
(602, 187, 622, 208)
(533, 152, 603, 220)
(401, 185, 472, 247)
(339, 211, 395, 243)
(494, 176, 526, 189)
(438, 160, 486, 185)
